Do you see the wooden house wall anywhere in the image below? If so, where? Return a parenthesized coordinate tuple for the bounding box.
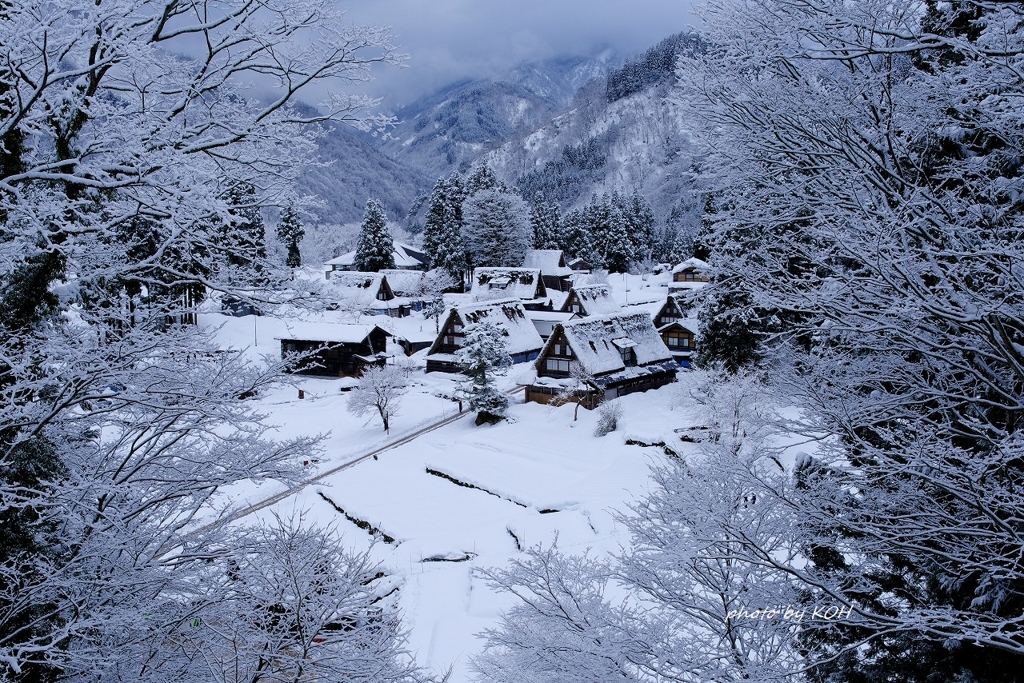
(673, 268, 708, 283)
(282, 339, 381, 378)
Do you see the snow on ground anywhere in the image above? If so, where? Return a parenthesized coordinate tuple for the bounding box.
(250, 373, 706, 681)
(200, 301, 714, 682)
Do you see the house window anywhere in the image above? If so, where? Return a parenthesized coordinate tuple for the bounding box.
(620, 348, 634, 365)
(545, 358, 571, 373)
(570, 303, 581, 313)
(667, 336, 679, 347)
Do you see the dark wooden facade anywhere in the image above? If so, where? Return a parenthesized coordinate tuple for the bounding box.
(528, 319, 677, 408)
(425, 302, 543, 373)
(281, 327, 390, 377)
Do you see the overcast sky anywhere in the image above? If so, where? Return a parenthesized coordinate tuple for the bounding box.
(340, 0, 699, 108)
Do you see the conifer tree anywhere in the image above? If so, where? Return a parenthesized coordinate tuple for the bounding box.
(559, 208, 593, 261)
(422, 174, 467, 282)
(465, 164, 501, 195)
(463, 189, 532, 268)
(589, 194, 634, 273)
(354, 198, 394, 272)
(620, 191, 655, 263)
(276, 204, 304, 268)
(529, 193, 561, 250)
(455, 320, 512, 424)
(221, 181, 267, 284)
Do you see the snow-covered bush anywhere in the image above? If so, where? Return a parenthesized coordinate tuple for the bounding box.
(592, 399, 621, 436)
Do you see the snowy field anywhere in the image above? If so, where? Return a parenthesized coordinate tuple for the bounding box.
(198, 288, 707, 682)
(251, 383, 702, 681)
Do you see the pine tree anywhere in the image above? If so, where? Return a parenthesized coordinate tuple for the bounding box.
(589, 194, 634, 273)
(276, 204, 304, 268)
(354, 198, 394, 272)
(455, 320, 512, 424)
(463, 189, 532, 268)
(619, 191, 655, 263)
(559, 208, 593, 261)
(529, 193, 561, 250)
(218, 181, 267, 285)
(465, 164, 501, 195)
(422, 175, 467, 282)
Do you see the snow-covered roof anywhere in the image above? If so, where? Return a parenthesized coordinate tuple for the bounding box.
(380, 269, 424, 296)
(428, 298, 543, 358)
(526, 310, 577, 339)
(523, 250, 572, 276)
(524, 310, 577, 323)
(276, 322, 389, 344)
(325, 242, 428, 270)
(548, 311, 673, 377)
(326, 272, 387, 291)
(471, 267, 545, 301)
(671, 257, 710, 274)
(657, 318, 698, 336)
(563, 284, 621, 316)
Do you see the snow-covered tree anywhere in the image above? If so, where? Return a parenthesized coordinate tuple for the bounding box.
(588, 194, 634, 273)
(463, 189, 532, 268)
(529, 193, 562, 250)
(355, 198, 395, 272)
(422, 175, 467, 282)
(618, 192, 655, 264)
(455, 321, 512, 424)
(419, 270, 458, 333)
(559, 208, 593, 261)
(137, 515, 421, 683)
(0, 0, 409, 677)
(347, 364, 408, 433)
(465, 164, 503, 195)
(474, 373, 801, 681)
(276, 204, 305, 268)
(551, 362, 598, 422)
(681, 0, 1024, 677)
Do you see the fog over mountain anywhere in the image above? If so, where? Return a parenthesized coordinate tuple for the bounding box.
(295, 33, 703, 249)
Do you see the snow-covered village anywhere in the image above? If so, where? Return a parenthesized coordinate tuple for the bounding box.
(2, 1, 1024, 682)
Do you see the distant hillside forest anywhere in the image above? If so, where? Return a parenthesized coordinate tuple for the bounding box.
(605, 31, 704, 102)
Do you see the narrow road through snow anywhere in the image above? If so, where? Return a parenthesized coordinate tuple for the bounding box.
(174, 384, 525, 545)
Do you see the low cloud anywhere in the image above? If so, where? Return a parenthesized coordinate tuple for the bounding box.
(338, 0, 698, 107)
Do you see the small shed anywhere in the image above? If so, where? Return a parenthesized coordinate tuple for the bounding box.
(426, 298, 544, 373)
(669, 257, 710, 290)
(567, 256, 593, 273)
(324, 272, 411, 317)
(279, 324, 391, 377)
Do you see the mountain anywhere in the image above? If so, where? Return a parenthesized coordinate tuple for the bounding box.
(295, 122, 431, 225)
(294, 34, 704, 245)
(378, 50, 622, 181)
(483, 32, 706, 237)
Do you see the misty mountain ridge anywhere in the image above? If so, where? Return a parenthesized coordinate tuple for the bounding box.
(294, 32, 702, 249)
